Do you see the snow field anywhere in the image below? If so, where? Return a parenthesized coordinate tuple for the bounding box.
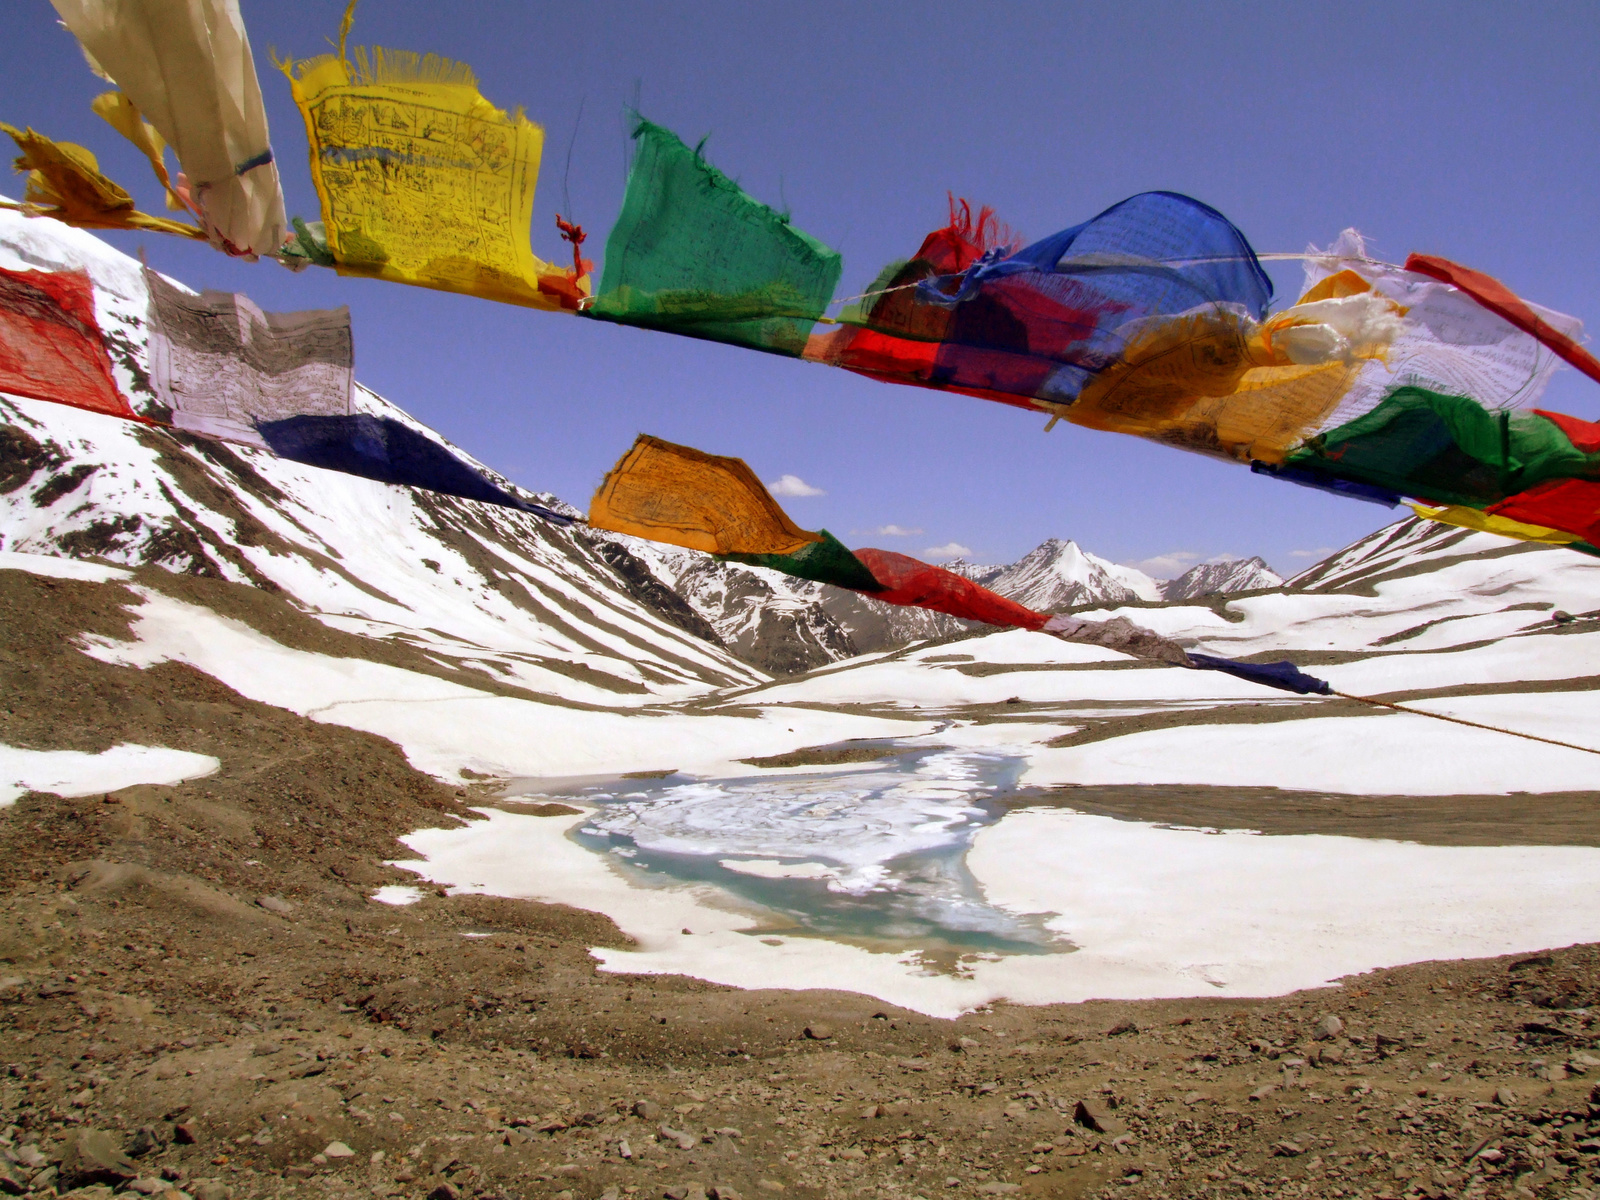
(0, 742, 219, 806)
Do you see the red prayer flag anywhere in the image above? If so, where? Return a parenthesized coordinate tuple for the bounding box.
(0, 266, 131, 417)
(1405, 253, 1600, 389)
(853, 548, 1050, 630)
(1489, 477, 1600, 546)
(1534, 408, 1600, 454)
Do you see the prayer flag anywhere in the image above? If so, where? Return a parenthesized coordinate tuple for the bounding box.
(1185, 653, 1332, 696)
(1485, 479, 1600, 549)
(51, 0, 287, 257)
(0, 124, 202, 240)
(1282, 386, 1596, 509)
(850, 548, 1051, 631)
(1408, 502, 1580, 546)
(1297, 232, 1583, 429)
(281, 42, 583, 309)
(589, 435, 822, 556)
(723, 530, 884, 593)
(256, 412, 575, 524)
(591, 118, 842, 356)
(1405, 253, 1600, 389)
(0, 265, 131, 418)
(145, 268, 353, 446)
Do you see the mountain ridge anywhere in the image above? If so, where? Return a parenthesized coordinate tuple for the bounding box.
(1161, 555, 1284, 600)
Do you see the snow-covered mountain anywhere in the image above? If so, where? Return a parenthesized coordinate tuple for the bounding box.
(615, 536, 971, 675)
(949, 542, 1290, 611)
(0, 209, 766, 700)
(949, 538, 1161, 608)
(1161, 555, 1284, 600)
(989, 537, 1163, 608)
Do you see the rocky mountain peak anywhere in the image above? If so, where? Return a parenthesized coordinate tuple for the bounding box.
(978, 537, 1161, 612)
(1161, 556, 1285, 601)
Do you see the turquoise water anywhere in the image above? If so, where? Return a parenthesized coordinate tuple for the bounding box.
(508, 742, 1065, 957)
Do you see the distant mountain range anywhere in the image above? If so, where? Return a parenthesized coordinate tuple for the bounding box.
(603, 535, 1284, 675)
(948, 539, 1282, 607)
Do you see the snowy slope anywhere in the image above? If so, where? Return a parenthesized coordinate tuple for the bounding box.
(1079, 516, 1599, 663)
(1285, 516, 1534, 594)
(614, 534, 973, 673)
(0, 210, 764, 701)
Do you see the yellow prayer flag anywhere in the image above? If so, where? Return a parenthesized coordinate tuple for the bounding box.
(589, 435, 823, 557)
(1181, 360, 1355, 464)
(1409, 503, 1580, 546)
(281, 44, 585, 311)
(1064, 307, 1355, 463)
(1064, 288, 1408, 464)
(90, 91, 185, 212)
(0, 123, 202, 240)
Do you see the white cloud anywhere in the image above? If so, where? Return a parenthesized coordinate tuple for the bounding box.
(1130, 550, 1200, 579)
(852, 524, 923, 537)
(923, 542, 973, 561)
(1289, 546, 1335, 559)
(1129, 550, 1249, 579)
(766, 474, 825, 498)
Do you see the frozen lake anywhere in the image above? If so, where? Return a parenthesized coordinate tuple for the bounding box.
(539, 744, 1060, 956)
(387, 736, 1600, 1017)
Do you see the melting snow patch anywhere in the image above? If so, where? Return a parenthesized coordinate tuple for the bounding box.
(0, 550, 132, 584)
(391, 800, 1600, 1018)
(370, 885, 426, 906)
(0, 742, 219, 806)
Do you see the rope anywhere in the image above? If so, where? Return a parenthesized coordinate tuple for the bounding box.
(1331, 690, 1600, 757)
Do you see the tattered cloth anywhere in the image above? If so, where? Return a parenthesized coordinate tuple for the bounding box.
(281, 44, 583, 310)
(145, 268, 352, 446)
(0, 265, 131, 417)
(1290, 234, 1585, 431)
(589, 434, 822, 556)
(52, 0, 287, 257)
(256, 413, 574, 524)
(590, 118, 842, 356)
(0, 124, 203, 240)
(1041, 613, 1191, 665)
(1405, 253, 1600, 389)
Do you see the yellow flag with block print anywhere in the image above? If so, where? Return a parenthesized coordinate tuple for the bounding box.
(281, 30, 586, 312)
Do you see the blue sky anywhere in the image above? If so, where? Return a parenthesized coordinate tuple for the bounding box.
(4, 2, 1598, 575)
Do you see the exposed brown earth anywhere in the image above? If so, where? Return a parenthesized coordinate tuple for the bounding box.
(1017, 786, 1600, 849)
(3, 568, 1600, 1200)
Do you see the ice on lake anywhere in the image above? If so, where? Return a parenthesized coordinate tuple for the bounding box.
(522, 744, 1060, 954)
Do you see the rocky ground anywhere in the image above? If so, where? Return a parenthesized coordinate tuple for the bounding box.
(4, 568, 1600, 1200)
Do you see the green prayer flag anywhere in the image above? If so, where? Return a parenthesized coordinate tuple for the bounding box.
(589, 118, 842, 356)
(722, 529, 884, 592)
(1285, 386, 1595, 507)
